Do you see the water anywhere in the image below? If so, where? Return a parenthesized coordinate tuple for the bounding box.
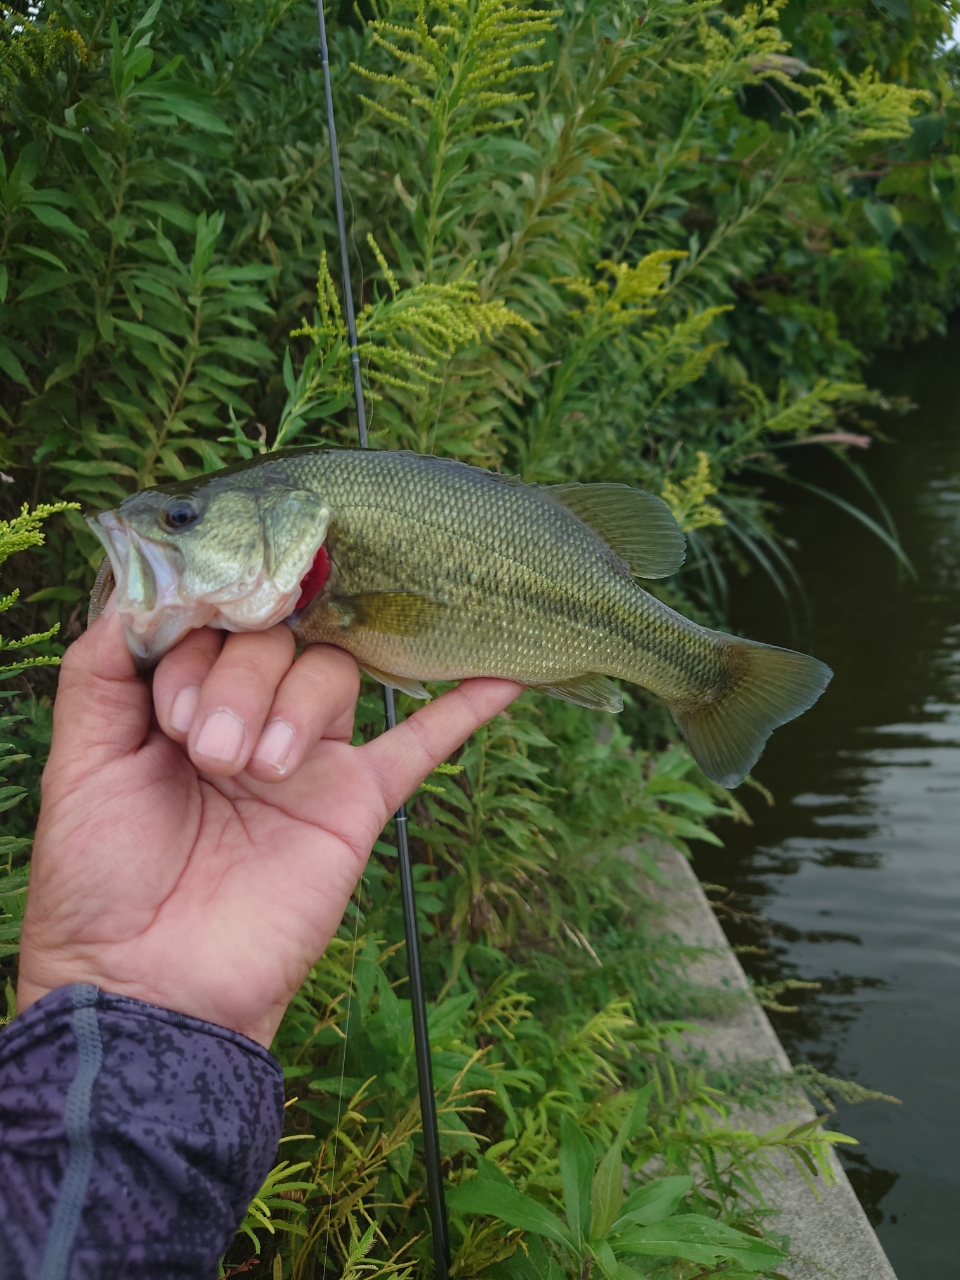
(691, 330, 960, 1277)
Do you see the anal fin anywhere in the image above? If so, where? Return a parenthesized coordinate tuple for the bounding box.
(362, 665, 431, 700)
(530, 673, 623, 713)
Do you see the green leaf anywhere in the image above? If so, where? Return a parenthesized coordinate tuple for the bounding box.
(6, 141, 40, 198)
(122, 44, 155, 96)
(0, 785, 27, 814)
(476, 1157, 514, 1187)
(129, 0, 164, 38)
(0, 345, 33, 391)
(26, 586, 84, 603)
(18, 271, 81, 301)
(863, 200, 901, 246)
(613, 1215, 786, 1270)
(25, 203, 89, 241)
(204, 264, 278, 285)
(0, 872, 28, 899)
(135, 201, 197, 232)
(663, 816, 724, 846)
(590, 1088, 653, 1240)
(18, 246, 69, 271)
(612, 1177, 693, 1230)
(592, 1240, 618, 1278)
(0, 265, 6, 303)
(560, 1113, 594, 1243)
(53, 460, 138, 478)
(445, 1181, 574, 1249)
(133, 83, 232, 135)
(590, 1138, 624, 1241)
(113, 318, 177, 350)
(873, 0, 909, 18)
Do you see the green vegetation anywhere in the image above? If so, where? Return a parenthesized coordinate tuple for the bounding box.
(1, 0, 957, 1274)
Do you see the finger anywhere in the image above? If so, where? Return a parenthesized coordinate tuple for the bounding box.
(187, 626, 297, 776)
(152, 627, 225, 741)
(361, 677, 524, 816)
(246, 645, 360, 782)
(47, 607, 148, 779)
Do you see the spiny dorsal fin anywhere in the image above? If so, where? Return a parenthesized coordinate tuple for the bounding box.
(530, 672, 624, 713)
(332, 590, 446, 638)
(399, 455, 685, 578)
(548, 483, 686, 579)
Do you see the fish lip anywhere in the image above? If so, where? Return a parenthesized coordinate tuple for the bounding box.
(86, 511, 205, 665)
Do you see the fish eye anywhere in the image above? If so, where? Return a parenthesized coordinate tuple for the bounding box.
(159, 498, 200, 531)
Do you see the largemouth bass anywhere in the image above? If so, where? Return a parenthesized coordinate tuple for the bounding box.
(87, 447, 831, 788)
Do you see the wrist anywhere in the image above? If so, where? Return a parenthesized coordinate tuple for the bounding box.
(16, 961, 284, 1048)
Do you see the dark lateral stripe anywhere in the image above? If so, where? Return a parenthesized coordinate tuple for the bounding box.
(38, 985, 103, 1280)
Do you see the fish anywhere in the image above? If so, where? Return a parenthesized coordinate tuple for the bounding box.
(86, 446, 832, 788)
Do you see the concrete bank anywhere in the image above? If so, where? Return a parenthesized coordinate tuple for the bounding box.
(652, 845, 897, 1280)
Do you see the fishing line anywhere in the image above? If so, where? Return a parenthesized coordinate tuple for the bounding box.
(313, 3, 452, 1276)
(319, 876, 366, 1280)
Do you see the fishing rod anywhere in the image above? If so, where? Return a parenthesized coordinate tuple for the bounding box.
(313, 3, 452, 1276)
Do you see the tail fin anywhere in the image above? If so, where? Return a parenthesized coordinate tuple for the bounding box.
(667, 639, 832, 789)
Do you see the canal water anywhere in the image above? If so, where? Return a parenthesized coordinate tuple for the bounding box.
(691, 329, 960, 1277)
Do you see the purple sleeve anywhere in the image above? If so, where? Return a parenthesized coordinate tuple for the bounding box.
(0, 984, 285, 1280)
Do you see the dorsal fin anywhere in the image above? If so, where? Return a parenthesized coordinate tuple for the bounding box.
(411, 457, 685, 579)
(547, 483, 686, 579)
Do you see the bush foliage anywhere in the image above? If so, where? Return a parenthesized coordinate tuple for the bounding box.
(1, 0, 956, 1275)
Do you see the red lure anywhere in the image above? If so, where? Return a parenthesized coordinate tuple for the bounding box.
(295, 545, 330, 610)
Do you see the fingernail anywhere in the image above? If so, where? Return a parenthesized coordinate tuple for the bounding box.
(252, 719, 296, 773)
(169, 686, 201, 735)
(102, 591, 118, 620)
(194, 708, 246, 764)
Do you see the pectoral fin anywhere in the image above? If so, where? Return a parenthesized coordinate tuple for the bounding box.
(332, 591, 446, 637)
(361, 665, 432, 700)
(530, 672, 624, 713)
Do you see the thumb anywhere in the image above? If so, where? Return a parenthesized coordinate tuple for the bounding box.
(47, 603, 151, 780)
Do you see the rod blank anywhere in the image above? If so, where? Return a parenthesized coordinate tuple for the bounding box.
(313, 3, 451, 1274)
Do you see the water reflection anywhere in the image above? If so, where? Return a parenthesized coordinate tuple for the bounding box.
(691, 329, 960, 1277)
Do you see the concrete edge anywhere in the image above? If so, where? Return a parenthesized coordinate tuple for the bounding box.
(649, 844, 897, 1280)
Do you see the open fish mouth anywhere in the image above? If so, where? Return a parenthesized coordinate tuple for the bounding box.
(87, 511, 219, 664)
(86, 503, 331, 666)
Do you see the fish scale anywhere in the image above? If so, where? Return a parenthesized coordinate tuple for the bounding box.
(88, 446, 832, 787)
(289, 454, 662, 683)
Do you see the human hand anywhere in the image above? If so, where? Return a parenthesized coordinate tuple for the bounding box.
(16, 610, 522, 1046)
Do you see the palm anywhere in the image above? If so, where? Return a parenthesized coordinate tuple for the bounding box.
(19, 615, 521, 1045)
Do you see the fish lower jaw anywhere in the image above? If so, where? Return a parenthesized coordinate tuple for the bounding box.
(123, 590, 305, 664)
(120, 602, 219, 664)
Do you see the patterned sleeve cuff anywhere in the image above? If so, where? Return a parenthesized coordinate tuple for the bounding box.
(0, 984, 285, 1280)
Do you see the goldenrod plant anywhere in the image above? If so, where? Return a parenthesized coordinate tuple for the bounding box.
(0, 502, 77, 968)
